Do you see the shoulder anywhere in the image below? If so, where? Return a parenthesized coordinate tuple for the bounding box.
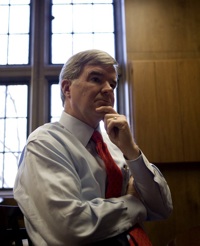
(27, 121, 72, 145)
(27, 122, 84, 150)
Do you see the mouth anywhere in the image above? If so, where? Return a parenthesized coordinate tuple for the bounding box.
(95, 99, 113, 107)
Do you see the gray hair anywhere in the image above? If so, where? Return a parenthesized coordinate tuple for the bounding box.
(59, 49, 118, 106)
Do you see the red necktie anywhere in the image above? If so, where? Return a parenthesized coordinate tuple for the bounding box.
(92, 131, 152, 246)
(128, 226, 152, 246)
(92, 130, 123, 198)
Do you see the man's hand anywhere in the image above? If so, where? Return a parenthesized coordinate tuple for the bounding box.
(96, 106, 140, 160)
(127, 176, 140, 199)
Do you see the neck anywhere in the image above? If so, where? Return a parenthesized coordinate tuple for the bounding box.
(64, 110, 100, 129)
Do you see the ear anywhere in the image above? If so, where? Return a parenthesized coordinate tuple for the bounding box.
(61, 79, 71, 98)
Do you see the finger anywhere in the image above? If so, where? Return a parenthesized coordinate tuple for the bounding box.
(106, 117, 125, 136)
(95, 106, 117, 114)
(104, 115, 126, 126)
(103, 114, 120, 132)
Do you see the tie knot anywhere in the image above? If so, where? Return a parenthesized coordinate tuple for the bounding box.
(92, 131, 103, 143)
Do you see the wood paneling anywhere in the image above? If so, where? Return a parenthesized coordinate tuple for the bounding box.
(144, 163, 200, 246)
(130, 59, 200, 163)
(177, 60, 200, 161)
(155, 61, 184, 162)
(130, 61, 160, 161)
(125, 0, 200, 245)
(125, 0, 200, 60)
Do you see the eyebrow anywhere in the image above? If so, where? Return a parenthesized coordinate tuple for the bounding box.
(87, 70, 118, 85)
(87, 71, 104, 77)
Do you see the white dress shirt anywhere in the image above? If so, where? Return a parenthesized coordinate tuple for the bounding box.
(14, 111, 172, 246)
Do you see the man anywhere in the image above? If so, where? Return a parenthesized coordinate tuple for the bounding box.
(14, 49, 173, 246)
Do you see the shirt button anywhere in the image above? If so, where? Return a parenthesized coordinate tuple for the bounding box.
(123, 164, 129, 170)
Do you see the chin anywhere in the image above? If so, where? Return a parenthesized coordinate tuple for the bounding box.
(95, 112, 105, 121)
(95, 101, 112, 107)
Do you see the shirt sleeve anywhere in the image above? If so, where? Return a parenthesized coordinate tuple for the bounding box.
(126, 152, 173, 220)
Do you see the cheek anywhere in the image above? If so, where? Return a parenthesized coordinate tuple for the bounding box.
(72, 83, 97, 104)
(71, 84, 86, 98)
(82, 87, 96, 99)
(76, 88, 94, 107)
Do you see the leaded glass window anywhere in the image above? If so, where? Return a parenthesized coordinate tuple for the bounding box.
(0, 84, 28, 188)
(51, 0, 115, 64)
(0, 0, 31, 65)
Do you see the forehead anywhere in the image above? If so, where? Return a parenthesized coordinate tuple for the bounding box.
(82, 65, 117, 79)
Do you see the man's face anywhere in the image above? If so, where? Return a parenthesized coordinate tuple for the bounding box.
(63, 64, 117, 128)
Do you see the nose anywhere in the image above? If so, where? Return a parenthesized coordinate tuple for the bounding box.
(101, 81, 113, 94)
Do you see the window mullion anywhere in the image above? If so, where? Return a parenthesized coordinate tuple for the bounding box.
(30, 0, 48, 133)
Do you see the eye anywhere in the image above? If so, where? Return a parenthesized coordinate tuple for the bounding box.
(110, 82, 117, 89)
(91, 76, 101, 83)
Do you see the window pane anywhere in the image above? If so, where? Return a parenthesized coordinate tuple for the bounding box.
(10, 0, 30, 4)
(0, 35, 8, 64)
(52, 34, 73, 64)
(0, 6, 9, 33)
(50, 84, 63, 122)
(51, 1, 115, 64)
(73, 0, 113, 3)
(93, 4, 113, 32)
(0, 84, 28, 188)
(8, 34, 29, 64)
(5, 118, 27, 152)
(52, 5, 72, 33)
(92, 0, 113, 2)
(0, 119, 4, 152)
(0, 154, 3, 188)
(9, 5, 30, 33)
(0, 0, 9, 4)
(73, 5, 93, 33)
(6, 85, 28, 117)
(52, 0, 71, 3)
(93, 33, 115, 57)
(73, 34, 94, 54)
(4, 153, 19, 188)
(0, 86, 6, 117)
(0, 1, 30, 65)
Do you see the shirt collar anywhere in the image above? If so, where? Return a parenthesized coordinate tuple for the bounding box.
(59, 111, 101, 147)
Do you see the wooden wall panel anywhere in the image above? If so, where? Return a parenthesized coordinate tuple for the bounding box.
(125, 0, 200, 245)
(177, 60, 200, 161)
(129, 59, 200, 244)
(155, 61, 184, 162)
(130, 59, 200, 163)
(125, 0, 200, 60)
(144, 163, 200, 246)
(130, 61, 161, 162)
(130, 60, 186, 163)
